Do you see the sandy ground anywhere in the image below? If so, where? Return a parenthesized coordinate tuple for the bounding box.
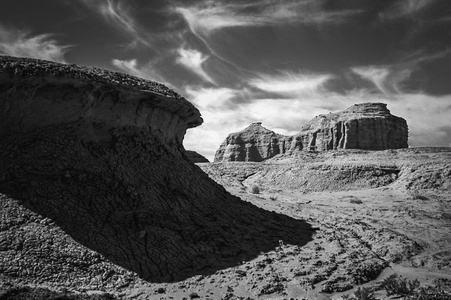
(1, 148, 451, 299)
(104, 184, 450, 299)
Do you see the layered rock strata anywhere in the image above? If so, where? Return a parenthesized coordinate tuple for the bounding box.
(214, 103, 408, 162)
(0, 55, 201, 151)
(214, 122, 293, 162)
(0, 56, 312, 282)
(297, 103, 408, 151)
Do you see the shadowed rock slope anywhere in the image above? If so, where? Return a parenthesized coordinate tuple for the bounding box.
(215, 103, 408, 162)
(0, 56, 313, 283)
(185, 150, 209, 163)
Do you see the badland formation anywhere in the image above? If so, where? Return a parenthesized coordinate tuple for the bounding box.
(1, 56, 450, 300)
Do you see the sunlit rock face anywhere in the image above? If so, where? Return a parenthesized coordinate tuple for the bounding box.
(214, 103, 408, 162)
(296, 103, 409, 151)
(0, 56, 312, 282)
(214, 122, 293, 162)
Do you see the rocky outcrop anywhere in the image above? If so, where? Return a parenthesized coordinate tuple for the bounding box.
(214, 122, 293, 162)
(0, 56, 312, 283)
(0, 55, 202, 151)
(296, 103, 408, 151)
(214, 103, 408, 162)
(185, 150, 209, 163)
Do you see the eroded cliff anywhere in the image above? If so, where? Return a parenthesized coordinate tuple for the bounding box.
(0, 56, 313, 283)
(297, 103, 408, 151)
(214, 122, 293, 162)
(214, 103, 408, 162)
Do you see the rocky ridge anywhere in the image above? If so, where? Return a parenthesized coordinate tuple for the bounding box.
(0, 56, 313, 285)
(214, 103, 408, 162)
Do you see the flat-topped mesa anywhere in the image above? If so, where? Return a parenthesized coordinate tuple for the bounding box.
(297, 102, 408, 151)
(214, 122, 292, 162)
(0, 55, 202, 151)
(342, 102, 392, 115)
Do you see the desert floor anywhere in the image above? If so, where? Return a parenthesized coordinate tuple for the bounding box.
(1, 148, 450, 299)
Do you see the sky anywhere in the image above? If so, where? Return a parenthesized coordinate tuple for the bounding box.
(1, 0, 451, 160)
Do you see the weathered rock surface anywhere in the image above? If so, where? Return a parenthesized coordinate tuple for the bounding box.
(297, 103, 408, 151)
(214, 103, 408, 162)
(0, 55, 202, 151)
(0, 56, 313, 282)
(214, 122, 293, 162)
(185, 150, 209, 163)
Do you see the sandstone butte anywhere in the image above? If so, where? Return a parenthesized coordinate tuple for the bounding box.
(0, 56, 313, 282)
(214, 103, 409, 162)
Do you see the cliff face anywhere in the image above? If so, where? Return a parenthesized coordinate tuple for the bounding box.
(297, 103, 408, 151)
(214, 122, 293, 162)
(214, 103, 408, 162)
(0, 56, 312, 282)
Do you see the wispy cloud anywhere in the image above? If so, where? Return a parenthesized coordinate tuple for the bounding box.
(249, 71, 334, 96)
(78, 0, 151, 48)
(174, 0, 361, 35)
(351, 66, 394, 95)
(0, 24, 69, 63)
(352, 50, 451, 95)
(185, 86, 237, 109)
(380, 0, 437, 19)
(176, 48, 215, 84)
(111, 58, 166, 84)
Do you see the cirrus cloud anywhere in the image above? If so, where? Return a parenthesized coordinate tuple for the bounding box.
(249, 71, 334, 96)
(77, 0, 152, 48)
(174, 0, 361, 35)
(176, 48, 215, 84)
(380, 0, 438, 19)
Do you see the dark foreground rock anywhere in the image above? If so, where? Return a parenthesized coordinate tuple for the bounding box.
(214, 103, 408, 162)
(185, 150, 209, 163)
(0, 56, 313, 283)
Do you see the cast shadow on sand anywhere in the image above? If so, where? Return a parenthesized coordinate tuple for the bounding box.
(0, 127, 316, 283)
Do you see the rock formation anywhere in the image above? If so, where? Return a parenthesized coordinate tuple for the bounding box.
(0, 56, 312, 282)
(185, 150, 209, 163)
(214, 122, 293, 162)
(296, 103, 408, 151)
(214, 103, 408, 162)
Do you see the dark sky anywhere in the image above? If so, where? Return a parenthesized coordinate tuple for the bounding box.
(1, 0, 451, 159)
